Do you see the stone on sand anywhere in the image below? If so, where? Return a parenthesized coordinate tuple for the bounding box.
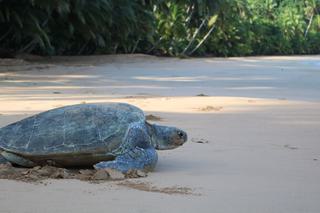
(92, 169, 110, 180)
(105, 168, 125, 180)
(125, 169, 148, 178)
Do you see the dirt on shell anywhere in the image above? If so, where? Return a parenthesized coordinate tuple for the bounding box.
(146, 114, 162, 121)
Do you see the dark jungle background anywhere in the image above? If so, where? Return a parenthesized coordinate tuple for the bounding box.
(0, 0, 319, 57)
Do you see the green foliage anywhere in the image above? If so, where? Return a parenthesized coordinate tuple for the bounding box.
(0, 0, 155, 55)
(204, 0, 320, 56)
(205, 0, 253, 56)
(0, 0, 319, 56)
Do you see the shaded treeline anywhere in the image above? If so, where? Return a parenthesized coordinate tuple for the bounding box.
(0, 0, 319, 56)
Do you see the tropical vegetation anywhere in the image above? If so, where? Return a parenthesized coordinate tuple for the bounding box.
(0, 0, 319, 56)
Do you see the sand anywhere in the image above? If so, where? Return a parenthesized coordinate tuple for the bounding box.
(0, 54, 320, 213)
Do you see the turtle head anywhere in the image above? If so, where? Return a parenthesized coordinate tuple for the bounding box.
(148, 123, 188, 150)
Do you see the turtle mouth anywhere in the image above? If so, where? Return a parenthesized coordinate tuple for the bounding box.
(174, 139, 185, 146)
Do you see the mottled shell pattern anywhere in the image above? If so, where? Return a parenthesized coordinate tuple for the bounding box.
(0, 103, 145, 156)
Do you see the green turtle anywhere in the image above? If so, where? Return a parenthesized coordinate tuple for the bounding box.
(0, 103, 187, 172)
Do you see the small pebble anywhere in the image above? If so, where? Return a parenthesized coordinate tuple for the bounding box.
(105, 168, 125, 180)
(92, 170, 110, 180)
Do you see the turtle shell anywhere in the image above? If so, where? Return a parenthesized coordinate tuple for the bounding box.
(0, 103, 145, 165)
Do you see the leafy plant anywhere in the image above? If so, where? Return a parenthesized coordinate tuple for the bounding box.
(0, 0, 319, 56)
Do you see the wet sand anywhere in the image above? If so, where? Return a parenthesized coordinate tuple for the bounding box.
(0, 54, 320, 213)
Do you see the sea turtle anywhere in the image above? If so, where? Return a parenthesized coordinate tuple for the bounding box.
(0, 103, 187, 173)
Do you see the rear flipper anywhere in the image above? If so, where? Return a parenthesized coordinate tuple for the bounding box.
(1, 151, 36, 167)
(0, 153, 9, 164)
(94, 147, 158, 173)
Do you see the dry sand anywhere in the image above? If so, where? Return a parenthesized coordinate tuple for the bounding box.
(0, 54, 320, 213)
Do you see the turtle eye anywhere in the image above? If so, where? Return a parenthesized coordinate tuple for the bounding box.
(177, 131, 184, 138)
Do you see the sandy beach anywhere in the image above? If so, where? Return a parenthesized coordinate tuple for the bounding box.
(0, 54, 320, 213)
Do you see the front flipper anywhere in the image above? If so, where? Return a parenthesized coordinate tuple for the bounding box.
(94, 147, 158, 173)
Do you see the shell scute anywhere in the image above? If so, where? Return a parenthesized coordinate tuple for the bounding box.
(0, 103, 145, 156)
